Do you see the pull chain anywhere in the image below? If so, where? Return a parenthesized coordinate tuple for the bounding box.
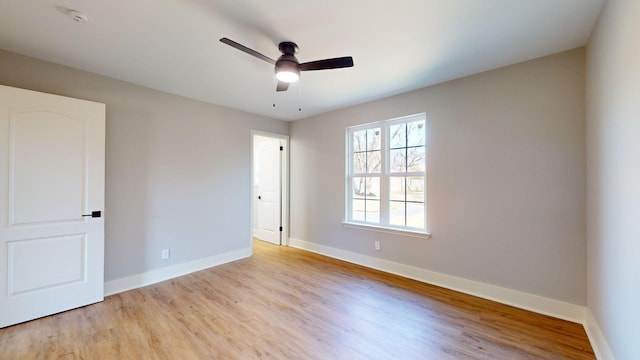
(270, 78, 303, 112)
(297, 79, 303, 112)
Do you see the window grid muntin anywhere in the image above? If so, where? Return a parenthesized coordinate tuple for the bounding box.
(386, 116, 426, 230)
(351, 176, 381, 224)
(388, 174, 425, 229)
(351, 127, 382, 224)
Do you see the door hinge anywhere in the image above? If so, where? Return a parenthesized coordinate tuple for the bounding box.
(279, 226, 283, 232)
(279, 146, 283, 151)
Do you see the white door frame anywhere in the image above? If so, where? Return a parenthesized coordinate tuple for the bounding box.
(251, 131, 289, 246)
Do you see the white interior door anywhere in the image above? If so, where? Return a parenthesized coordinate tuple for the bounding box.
(254, 136, 281, 245)
(0, 85, 105, 328)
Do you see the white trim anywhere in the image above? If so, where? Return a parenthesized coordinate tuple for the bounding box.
(288, 237, 585, 323)
(346, 114, 428, 232)
(584, 309, 615, 360)
(104, 247, 252, 296)
(342, 221, 431, 239)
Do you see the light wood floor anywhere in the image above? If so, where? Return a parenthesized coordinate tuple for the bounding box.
(1, 239, 594, 359)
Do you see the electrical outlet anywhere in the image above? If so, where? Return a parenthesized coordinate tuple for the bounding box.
(161, 249, 170, 260)
(374, 241, 381, 251)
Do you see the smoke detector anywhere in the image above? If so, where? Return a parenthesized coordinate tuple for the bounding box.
(67, 10, 89, 23)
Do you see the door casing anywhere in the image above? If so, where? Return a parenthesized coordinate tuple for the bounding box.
(251, 131, 288, 247)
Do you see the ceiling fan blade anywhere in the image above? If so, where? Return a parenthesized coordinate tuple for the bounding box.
(300, 57, 354, 71)
(220, 37, 275, 65)
(276, 81, 289, 92)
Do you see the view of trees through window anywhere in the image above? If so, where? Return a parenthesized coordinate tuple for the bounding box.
(348, 115, 426, 231)
(352, 127, 381, 223)
(389, 120, 425, 229)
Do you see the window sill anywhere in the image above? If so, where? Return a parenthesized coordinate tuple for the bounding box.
(342, 222, 432, 239)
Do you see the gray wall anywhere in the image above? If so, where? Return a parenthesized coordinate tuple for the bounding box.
(0, 46, 591, 310)
(586, 0, 640, 358)
(0, 50, 288, 281)
(290, 49, 586, 305)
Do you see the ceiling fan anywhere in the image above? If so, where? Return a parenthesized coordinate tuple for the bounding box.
(220, 37, 354, 92)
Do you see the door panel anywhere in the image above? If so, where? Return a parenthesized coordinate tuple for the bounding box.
(0, 85, 105, 328)
(11, 110, 85, 225)
(254, 136, 281, 245)
(8, 234, 85, 295)
(258, 201, 276, 232)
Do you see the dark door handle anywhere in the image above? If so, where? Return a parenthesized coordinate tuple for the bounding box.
(258, 196, 262, 200)
(82, 211, 102, 218)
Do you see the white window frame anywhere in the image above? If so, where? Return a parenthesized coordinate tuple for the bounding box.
(344, 113, 430, 237)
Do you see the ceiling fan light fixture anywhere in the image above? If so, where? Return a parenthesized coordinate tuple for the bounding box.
(276, 70, 299, 83)
(275, 61, 300, 83)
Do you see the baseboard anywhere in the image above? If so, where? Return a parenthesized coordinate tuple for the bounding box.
(584, 309, 615, 360)
(104, 247, 252, 296)
(288, 238, 585, 324)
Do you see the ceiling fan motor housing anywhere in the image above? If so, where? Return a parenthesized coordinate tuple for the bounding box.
(275, 42, 300, 82)
(275, 55, 300, 82)
(276, 54, 299, 69)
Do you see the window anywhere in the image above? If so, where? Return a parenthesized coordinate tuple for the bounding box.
(346, 113, 427, 233)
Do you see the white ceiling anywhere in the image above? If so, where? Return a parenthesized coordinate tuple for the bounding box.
(0, 0, 604, 121)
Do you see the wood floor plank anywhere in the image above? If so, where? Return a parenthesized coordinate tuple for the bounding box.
(0, 239, 594, 359)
